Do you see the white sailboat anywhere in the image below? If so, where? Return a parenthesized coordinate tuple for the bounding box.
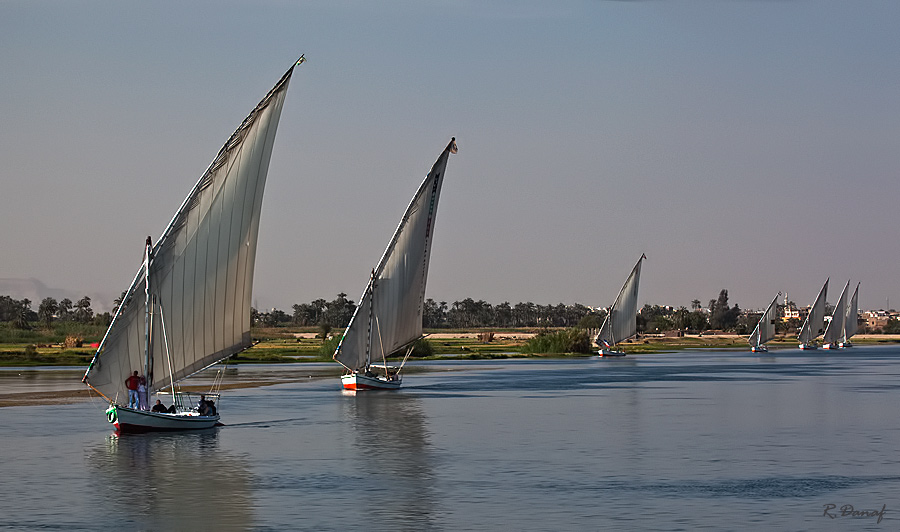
(823, 280, 850, 350)
(798, 278, 828, 350)
(840, 282, 860, 348)
(333, 138, 458, 390)
(595, 254, 646, 357)
(82, 58, 303, 431)
(749, 293, 781, 353)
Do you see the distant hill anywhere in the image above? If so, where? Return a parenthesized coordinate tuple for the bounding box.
(0, 278, 113, 313)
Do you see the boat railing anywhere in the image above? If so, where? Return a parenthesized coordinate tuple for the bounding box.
(156, 391, 220, 413)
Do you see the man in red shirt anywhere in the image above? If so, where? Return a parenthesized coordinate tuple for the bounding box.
(125, 371, 140, 409)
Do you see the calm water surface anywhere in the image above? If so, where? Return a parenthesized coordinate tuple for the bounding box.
(2, 346, 899, 530)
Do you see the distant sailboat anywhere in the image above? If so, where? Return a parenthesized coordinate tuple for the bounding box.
(334, 138, 458, 390)
(749, 293, 781, 353)
(596, 254, 646, 357)
(823, 280, 850, 350)
(798, 278, 828, 350)
(82, 58, 303, 431)
(840, 282, 860, 348)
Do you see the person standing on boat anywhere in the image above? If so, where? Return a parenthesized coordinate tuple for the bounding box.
(137, 375, 149, 411)
(125, 371, 140, 409)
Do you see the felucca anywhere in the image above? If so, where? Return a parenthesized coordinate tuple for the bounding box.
(333, 138, 457, 390)
(840, 283, 860, 348)
(749, 293, 781, 353)
(798, 278, 828, 350)
(822, 280, 850, 350)
(82, 57, 303, 431)
(595, 254, 646, 357)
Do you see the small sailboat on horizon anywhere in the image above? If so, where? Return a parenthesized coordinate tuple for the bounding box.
(798, 278, 828, 350)
(595, 254, 646, 357)
(823, 280, 850, 350)
(749, 292, 781, 353)
(333, 138, 458, 390)
(82, 58, 302, 431)
(840, 282, 860, 348)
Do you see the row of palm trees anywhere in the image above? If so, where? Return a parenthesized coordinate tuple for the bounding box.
(0, 295, 97, 329)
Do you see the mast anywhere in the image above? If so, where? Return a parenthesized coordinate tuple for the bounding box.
(143, 236, 153, 386)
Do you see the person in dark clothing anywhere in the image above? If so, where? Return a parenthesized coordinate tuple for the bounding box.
(151, 399, 168, 413)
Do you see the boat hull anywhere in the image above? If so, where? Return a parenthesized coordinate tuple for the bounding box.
(107, 405, 220, 433)
(839, 341, 853, 348)
(823, 343, 840, 350)
(598, 349, 626, 357)
(798, 343, 818, 350)
(751, 345, 768, 353)
(341, 373, 401, 390)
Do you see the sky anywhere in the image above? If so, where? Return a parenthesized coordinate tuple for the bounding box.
(1, 0, 899, 314)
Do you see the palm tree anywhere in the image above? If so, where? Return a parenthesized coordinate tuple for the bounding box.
(38, 297, 58, 330)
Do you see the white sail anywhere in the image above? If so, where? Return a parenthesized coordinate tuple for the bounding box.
(843, 282, 860, 342)
(83, 60, 300, 401)
(334, 138, 457, 372)
(823, 280, 849, 345)
(798, 278, 828, 345)
(596, 254, 646, 348)
(749, 293, 780, 348)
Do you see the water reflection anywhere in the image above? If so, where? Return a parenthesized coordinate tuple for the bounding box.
(86, 430, 253, 529)
(340, 390, 439, 531)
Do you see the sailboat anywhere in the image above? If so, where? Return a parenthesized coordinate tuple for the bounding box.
(749, 293, 781, 353)
(840, 282, 860, 348)
(595, 254, 646, 357)
(798, 278, 828, 350)
(82, 57, 303, 431)
(822, 280, 850, 350)
(333, 138, 458, 390)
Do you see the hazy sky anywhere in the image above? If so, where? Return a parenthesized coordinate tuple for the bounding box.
(2, 1, 899, 313)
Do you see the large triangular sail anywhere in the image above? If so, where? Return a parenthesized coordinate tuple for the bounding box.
(334, 138, 457, 372)
(749, 293, 780, 348)
(843, 282, 860, 343)
(798, 278, 828, 346)
(823, 280, 850, 345)
(83, 59, 301, 401)
(595, 254, 646, 348)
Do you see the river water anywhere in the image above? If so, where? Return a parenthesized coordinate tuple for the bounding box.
(2, 346, 899, 530)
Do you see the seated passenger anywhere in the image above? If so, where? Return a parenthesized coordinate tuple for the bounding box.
(198, 395, 211, 416)
(151, 399, 169, 413)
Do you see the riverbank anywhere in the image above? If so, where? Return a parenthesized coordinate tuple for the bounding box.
(3, 331, 900, 368)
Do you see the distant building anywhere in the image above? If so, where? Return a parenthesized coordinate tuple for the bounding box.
(866, 310, 891, 331)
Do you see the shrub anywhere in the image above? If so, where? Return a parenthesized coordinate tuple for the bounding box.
(522, 328, 592, 354)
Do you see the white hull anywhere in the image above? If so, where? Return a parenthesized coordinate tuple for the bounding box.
(798, 343, 818, 350)
(341, 372, 401, 390)
(823, 343, 840, 350)
(751, 345, 768, 353)
(598, 348, 626, 357)
(839, 341, 853, 348)
(107, 405, 219, 433)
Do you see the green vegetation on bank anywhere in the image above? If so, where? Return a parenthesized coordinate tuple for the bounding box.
(522, 329, 592, 354)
